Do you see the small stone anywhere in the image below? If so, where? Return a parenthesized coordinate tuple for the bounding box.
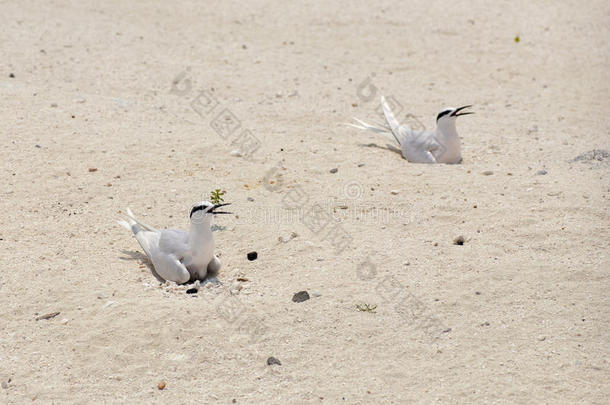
(242, 44, 247, 49)
(35, 144, 41, 148)
(36, 311, 60, 321)
(61, 318, 69, 325)
(247, 251, 258, 261)
(310, 291, 322, 297)
(482, 170, 494, 176)
(186, 288, 198, 294)
(329, 168, 338, 174)
(9, 73, 15, 78)
(537, 335, 546, 341)
(453, 236, 465, 245)
(357, 163, 365, 167)
(292, 291, 310, 303)
(230, 149, 242, 157)
(267, 356, 281, 366)
(247, 197, 254, 202)
(88, 168, 97, 172)
(442, 328, 452, 333)
(390, 190, 399, 195)
(278, 232, 297, 243)
(536, 170, 547, 175)
(157, 381, 166, 390)
(1, 381, 7, 389)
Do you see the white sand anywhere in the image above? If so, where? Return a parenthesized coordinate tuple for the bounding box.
(1, 1, 609, 403)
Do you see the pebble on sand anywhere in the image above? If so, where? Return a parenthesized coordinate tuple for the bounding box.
(390, 190, 399, 195)
(157, 381, 166, 390)
(482, 170, 494, 176)
(292, 291, 310, 303)
(247, 251, 258, 261)
(453, 236, 465, 245)
(267, 356, 282, 366)
(330, 168, 338, 173)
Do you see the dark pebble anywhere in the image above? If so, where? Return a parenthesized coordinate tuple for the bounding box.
(267, 356, 281, 366)
(330, 168, 338, 173)
(247, 251, 258, 261)
(453, 236, 465, 245)
(292, 291, 310, 303)
(442, 328, 452, 333)
(536, 170, 547, 175)
(186, 288, 198, 294)
(9, 73, 15, 78)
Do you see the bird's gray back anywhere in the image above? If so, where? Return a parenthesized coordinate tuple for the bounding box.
(158, 229, 189, 255)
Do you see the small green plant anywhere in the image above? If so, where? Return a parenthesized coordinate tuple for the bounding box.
(210, 189, 226, 205)
(356, 303, 377, 313)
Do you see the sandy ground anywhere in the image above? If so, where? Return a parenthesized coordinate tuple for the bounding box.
(1, 0, 609, 403)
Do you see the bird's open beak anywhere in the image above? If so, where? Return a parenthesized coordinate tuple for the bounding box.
(210, 203, 232, 215)
(451, 105, 474, 117)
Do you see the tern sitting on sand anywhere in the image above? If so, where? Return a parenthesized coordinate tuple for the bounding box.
(349, 96, 473, 164)
(118, 202, 231, 284)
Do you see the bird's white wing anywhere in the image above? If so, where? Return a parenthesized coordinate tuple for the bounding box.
(401, 130, 439, 163)
(152, 252, 191, 284)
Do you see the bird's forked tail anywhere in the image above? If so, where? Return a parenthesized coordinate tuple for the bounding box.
(347, 96, 405, 147)
(117, 208, 158, 257)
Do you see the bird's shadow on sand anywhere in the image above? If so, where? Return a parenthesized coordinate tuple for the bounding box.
(359, 142, 402, 157)
(119, 250, 165, 283)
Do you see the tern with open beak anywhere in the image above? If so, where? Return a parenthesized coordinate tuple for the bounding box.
(349, 96, 473, 164)
(118, 201, 231, 283)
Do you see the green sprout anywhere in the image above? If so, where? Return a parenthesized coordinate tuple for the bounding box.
(356, 303, 377, 313)
(210, 189, 226, 205)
